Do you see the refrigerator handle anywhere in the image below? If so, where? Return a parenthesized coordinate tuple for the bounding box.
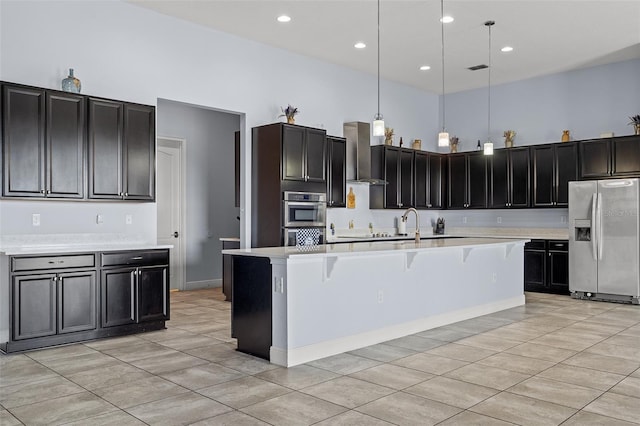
(597, 192, 604, 260)
(591, 193, 598, 261)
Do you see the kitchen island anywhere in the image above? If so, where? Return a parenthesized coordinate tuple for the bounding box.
(225, 237, 528, 367)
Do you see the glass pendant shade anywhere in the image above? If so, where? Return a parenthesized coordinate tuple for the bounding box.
(483, 141, 494, 155)
(372, 114, 385, 136)
(438, 131, 449, 147)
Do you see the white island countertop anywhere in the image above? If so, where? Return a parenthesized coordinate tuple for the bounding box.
(0, 234, 172, 255)
(223, 236, 528, 260)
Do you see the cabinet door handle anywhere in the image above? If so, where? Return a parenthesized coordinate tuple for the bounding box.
(119, 192, 124, 197)
(131, 256, 143, 260)
(124, 192, 128, 197)
(40, 189, 45, 194)
(46, 190, 51, 195)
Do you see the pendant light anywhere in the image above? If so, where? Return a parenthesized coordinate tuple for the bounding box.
(437, 0, 449, 147)
(483, 20, 495, 156)
(372, 0, 385, 136)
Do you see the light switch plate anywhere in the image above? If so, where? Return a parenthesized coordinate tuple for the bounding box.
(96, 214, 103, 224)
(125, 215, 133, 225)
(32, 214, 40, 226)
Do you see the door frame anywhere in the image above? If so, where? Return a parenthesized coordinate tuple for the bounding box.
(157, 137, 187, 291)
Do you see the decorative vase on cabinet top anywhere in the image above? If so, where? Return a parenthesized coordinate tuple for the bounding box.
(61, 68, 81, 93)
(561, 130, 570, 142)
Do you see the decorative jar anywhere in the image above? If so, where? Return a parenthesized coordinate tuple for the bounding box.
(61, 68, 81, 93)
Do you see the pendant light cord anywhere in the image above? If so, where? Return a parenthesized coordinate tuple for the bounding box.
(377, 0, 381, 117)
(486, 21, 494, 142)
(441, 0, 446, 133)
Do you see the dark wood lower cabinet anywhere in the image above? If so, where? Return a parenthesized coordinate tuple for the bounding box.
(101, 268, 136, 328)
(58, 271, 96, 334)
(232, 255, 272, 360)
(12, 274, 56, 340)
(524, 240, 569, 295)
(3, 249, 169, 353)
(138, 266, 169, 322)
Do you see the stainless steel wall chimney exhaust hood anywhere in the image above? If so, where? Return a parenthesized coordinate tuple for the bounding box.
(343, 121, 386, 185)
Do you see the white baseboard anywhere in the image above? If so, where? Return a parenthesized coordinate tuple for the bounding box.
(185, 279, 222, 291)
(270, 295, 525, 367)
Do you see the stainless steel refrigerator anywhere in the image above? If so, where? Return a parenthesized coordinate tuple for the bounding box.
(569, 179, 640, 304)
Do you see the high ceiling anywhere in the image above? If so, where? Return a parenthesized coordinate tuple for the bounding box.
(128, 0, 640, 94)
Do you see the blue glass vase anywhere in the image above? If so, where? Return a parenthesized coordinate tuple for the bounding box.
(61, 68, 81, 93)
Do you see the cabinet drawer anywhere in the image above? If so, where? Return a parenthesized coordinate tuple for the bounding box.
(101, 250, 169, 267)
(524, 240, 546, 250)
(12, 254, 96, 272)
(548, 240, 568, 252)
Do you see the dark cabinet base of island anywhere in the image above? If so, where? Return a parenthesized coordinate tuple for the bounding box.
(231, 255, 272, 360)
(0, 249, 170, 354)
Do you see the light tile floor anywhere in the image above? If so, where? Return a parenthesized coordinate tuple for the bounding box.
(1, 289, 640, 425)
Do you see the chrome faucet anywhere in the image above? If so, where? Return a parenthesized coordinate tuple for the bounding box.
(402, 207, 420, 243)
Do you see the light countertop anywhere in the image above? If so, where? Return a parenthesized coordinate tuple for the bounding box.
(223, 237, 528, 260)
(0, 234, 172, 255)
(219, 237, 241, 242)
(447, 227, 569, 240)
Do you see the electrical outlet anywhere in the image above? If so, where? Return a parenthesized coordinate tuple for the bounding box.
(463, 216, 467, 224)
(377, 290, 384, 304)
(96, 214, 103, 224)
(561, 216, 567, 224)
(125, 214, 133, 225)
(497, 216, 502, 224)
(32, 214, 40, 226)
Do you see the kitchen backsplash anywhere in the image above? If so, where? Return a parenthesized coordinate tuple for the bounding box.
(326, 182, 568, 235)
(0, 200, 156, 241)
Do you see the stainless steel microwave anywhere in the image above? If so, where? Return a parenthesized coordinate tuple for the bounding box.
(283, 191, 326, 228)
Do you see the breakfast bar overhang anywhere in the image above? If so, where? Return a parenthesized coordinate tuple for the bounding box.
(225, 237, 529, 367)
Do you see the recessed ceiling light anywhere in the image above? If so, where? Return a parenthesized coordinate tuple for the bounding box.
(277, 15, 291, 23)
(419, 65, 431, 71)
(354, 42, 366, 49)
(440, 16, 454, 23)
(501, 46, 514, 52)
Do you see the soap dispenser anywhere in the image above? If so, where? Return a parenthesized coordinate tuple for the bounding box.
(398, 217, 407, 236)
(347, 187, 356, 209)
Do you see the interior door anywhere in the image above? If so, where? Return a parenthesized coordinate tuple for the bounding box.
(597, 179, 640, 296)
(157, 139, 184, 291)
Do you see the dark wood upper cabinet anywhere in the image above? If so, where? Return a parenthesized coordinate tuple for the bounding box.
(489, 149, 509, 208)
(489, 147, 529, 208)
(467, 152, 488, 209)
(447, 152, 487, 209)
(579, 139, 611, 178)
(2, 85, 46, 197)
(578, 136, 640, 180)
(282, 124, 326, 183)
(532, 142, 577, 207)
(123, 104, 155, 200)
(447, 154, 467, 209)
(612, 135, 640, 176)
(415, 151, 445, 209)
(2, 84, 85, 199)
(46, 92, 85, 198)
(370, 145, 414, 209)
(326, 136, 346, 208)
(88, 99, 123, 199)
(88, 99, 155, 201)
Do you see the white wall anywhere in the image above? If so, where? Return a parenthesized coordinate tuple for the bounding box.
(157, 100, 240, 284)
(0, 0, 439, 248)
(435, 59, 640, 153)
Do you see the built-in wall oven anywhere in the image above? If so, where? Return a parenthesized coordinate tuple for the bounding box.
(283, 191, 326, 246)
